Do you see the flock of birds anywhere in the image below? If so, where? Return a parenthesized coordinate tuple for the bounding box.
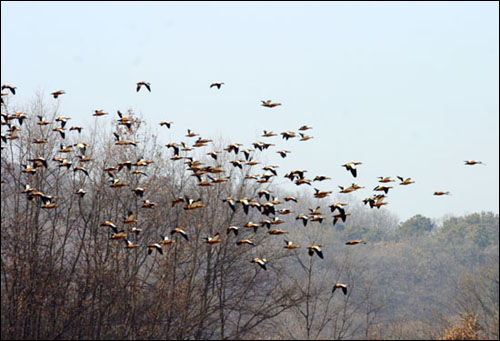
(0, 81, 487, 296)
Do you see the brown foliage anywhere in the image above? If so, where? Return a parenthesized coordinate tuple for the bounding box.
(439, 313, 484, 340)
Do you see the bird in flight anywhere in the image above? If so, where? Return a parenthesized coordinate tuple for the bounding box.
(51, 90, 66, 98)
(210, 82, 224, 89)
(261, 100, 282, 108)
(137, 81, 151, 92)
(464, 160, 486, 166)
(251, 258, 268, 270)
(434, 191, 451, 196)
(308, 244, 324, 259)
(342, 162, 362, 178)
(332, 283, 348, 295)
(2, 84, 17, 95)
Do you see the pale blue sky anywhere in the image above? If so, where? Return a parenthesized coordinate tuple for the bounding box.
(2, 1, 499, 222)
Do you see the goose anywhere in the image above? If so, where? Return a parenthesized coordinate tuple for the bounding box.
(57, 159, 73, 169)
(225, 142, 243, 154)
(142, 200, 156, 209)
(41, 202, 59, 209)
(262, 130, 278, 137)
(268, 229, 288, 235)
(210, 82, 224, 89)
(341, 162, 362, 178)
(238, 198, 251, 214)
(251, 258, 268, 270)
(314, 188, 332, 199)
(279, 208, 294, 215)
(313, 175, 331, 182)
(207, 150, 221, 160)
(130, 227, 142, 235)
(261, 100, 281, 108)
(123, 211, 138, 224)
(124, 239, 138, 249)
(37, 115, 52, 126)
(434, 191, 451, 196)
(222, 197, 236, 212)
(51, 90, 65, 98)
(227, 226, 239, 236)
(59, 144, 73, 153)
(110, 230, 127, 240)
(204, 233, 222, 245)
(136, 81, 151, 92)
(28, 157, 48, 168)
(295, 178, 312, 186)
(332, 283, 348, 295)
(397, 176, 415, 185)
(237, 239, 255, 246)
(277, 150, 291, 158)
(55, 116, 71, 128)
(100, 221, 118, 233)
(309, 216, 324, 224)
(159, 121, 173, 128)
(93, 109, 108, 116)
(299, 133, 313, 141)
(308, 244, 324, 259)
(69, 126, 83, 133)
(73, 165, 90, 177)
(171, 227, 189, 241)
(185, 129, 199, 138)
(14, 112, 28, 125)
(281, 131, 297, 140)
(21, 164, 37, 175)
(109, 179, 128, 188)
(244, 221, 260, 232)
(333, 212, 351, 226)
(258, 189, 273, 201)
(171, 197, 185, 207)
(148, 243, 163, 255)
(284, 240, 300, 249)
(2, 84, 17, 95)
(464, 160, 486, 166)
(296, 214, 310, 226)
(133, 187, 146, 197)
(345, 240, 367, 245)
(373, 185, 392, 194)
(309, 206, 323, 216)
(329, 203, 347, 215)
(184, 198, 205, 210)
(160, 235, 176, 245)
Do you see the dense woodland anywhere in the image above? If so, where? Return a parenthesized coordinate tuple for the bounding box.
(1, 93, 498, 340)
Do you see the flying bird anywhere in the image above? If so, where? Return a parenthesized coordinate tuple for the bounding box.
(237, 239, 255, 246)
(261, 100, 282, 108)
(137, 81, 151, 92)
(148, 243, 163, 255)
(308, 244, 324, 259)
(342, 162, 362, 178)
(345, 240, 367, 245)
(284, 240, 300, 249)
(2, 84, 17, 95)
(171, 227, 189, 241)
(464, 160, 486, 166)
(210, 82, 224, 89)
(434, 191, 451, 196)
(397, 176, 415, 185)
(332, 283, 348, 295)
(251, 258, 268, 270)
(51, 90, 66, 98)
